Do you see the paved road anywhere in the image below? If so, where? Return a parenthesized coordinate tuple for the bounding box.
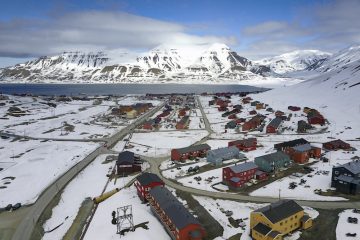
(196, 96, 214, 134)
(143, 154, 360, 210)
(141, 97, 360, 210)
(9, 103, 164, 240)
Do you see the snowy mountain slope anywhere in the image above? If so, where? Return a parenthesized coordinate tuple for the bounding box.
(0, 43, 275, 84)
(136, 47, 183, 72)
(309, 44, 360, 72)
(252, 57, 360, 138)
(257, 50, 331, 74)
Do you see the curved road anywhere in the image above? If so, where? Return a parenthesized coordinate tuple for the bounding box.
(10, 103, 164, 240)
(140, 97, 360, 210)
(7, 96, 360, 240)
(144, 155, 360, 210)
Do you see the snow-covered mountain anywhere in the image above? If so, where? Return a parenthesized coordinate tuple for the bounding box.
(308, 45, 360, 73)
(257, 50, 331, 74)
(0, 43, 275, 84)
(0, 44, 359, 86)
(253, 52, 360, 138)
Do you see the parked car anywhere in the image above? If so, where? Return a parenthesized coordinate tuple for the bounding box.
(5, 204, 12, 211)
(353, 209, 360, 214)
(12, 203, 21, 211)
(346, 233, 357, 237)
(348, 217, 358, 224)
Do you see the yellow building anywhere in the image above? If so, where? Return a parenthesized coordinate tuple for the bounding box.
(250, 200, 312, 240)
(256, 103, 264, 110)
(126, 109, 138, 119)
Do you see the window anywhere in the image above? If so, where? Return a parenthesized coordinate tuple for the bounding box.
(280, 222, 283, 226)
(295, 215, 298, 219)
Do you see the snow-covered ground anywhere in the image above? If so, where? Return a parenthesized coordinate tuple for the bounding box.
(0, 138, 99, 207)
(126, 130, 208, 157)
(177, 163, 234, 192)
(1, 96, 122, 139)
(118, 96, 162, 107)
(336, 209, 360, 240)
(194, 196, 319, 240)
(84, 185, 170, 240)
(42, 154, 113, 240)
(162, 160, 209, 179)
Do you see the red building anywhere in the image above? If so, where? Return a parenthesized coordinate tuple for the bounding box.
(135, 172, 164, 202)
(266, 117, 283, 134)
(323, 139, 351, 151)
(249, 110, 257, 115)
(228, 138, 257, 151)
(308, 115, 325, 125)
(283, 144, 321, 164)
(148, 186, 206, 240)
(223, 162, 267, 188)
(116, 151, 142, 175)
(218, 106, 228, 112)
(288, 106, 301, 111)
(275, 110, 285, 117)
(143, 120, 154, 130)
(176, 116, 189, 129)
(307, 109, 325, 125)
(228, 114, 237, 119)
(241, 115, 265, 131)
(171, 144, 211, 161)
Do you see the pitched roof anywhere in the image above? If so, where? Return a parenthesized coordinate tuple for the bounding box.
(136, 172, 163, 186)
(268, 230, 282, 238)
(292, 143, 312, 152)
(253, 222, 272, 235)
(274, 138, 309, 150)
(301, 215, 311, 223)
(255, 151, 290, 163)
(229, 138, 257, 147)
(175, 144, 211, 154)
(336, 161, 360, 175)
(229, 162, 258, 173)
(267, 117, 283, 129)
(149, 186, 200, 229)
(337, 175, 360, 184)
(207, 146, 239, 158)
(254, 199, 303, 224)
(117, 151, 135, 165)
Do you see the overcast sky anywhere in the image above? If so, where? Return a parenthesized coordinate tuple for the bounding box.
(0, 0, 359, 67)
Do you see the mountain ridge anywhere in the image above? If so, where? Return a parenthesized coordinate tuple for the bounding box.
(0, 43, 359, 85)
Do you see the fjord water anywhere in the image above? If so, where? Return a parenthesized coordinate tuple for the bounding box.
(0, 84, 267, 95)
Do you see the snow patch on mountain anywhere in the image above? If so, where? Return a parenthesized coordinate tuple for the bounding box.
(257, 50, 331, 74)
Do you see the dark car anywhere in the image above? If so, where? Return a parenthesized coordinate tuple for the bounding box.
(346, 233, 357, 237)
(12, 203, 21, 211)
(5, 204, 12, 211)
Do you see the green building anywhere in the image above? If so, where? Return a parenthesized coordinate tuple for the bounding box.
(254, 152, 292, 173)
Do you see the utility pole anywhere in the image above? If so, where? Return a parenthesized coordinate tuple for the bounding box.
(279, 188, 281, 200)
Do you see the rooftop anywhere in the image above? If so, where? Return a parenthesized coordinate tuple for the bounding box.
(175, 143, 211, 154)
(149, 186, 201, 229)
(253, 222, 272, 236)
(336, 161, 360, 175)
(292, 143, 312, 152)
(255, 151, 290, 163)
(229, 162, 258, 173)
(117, 151, 135, 165)
(136, 172, 163, 186)
(254, 199, 303, 224)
